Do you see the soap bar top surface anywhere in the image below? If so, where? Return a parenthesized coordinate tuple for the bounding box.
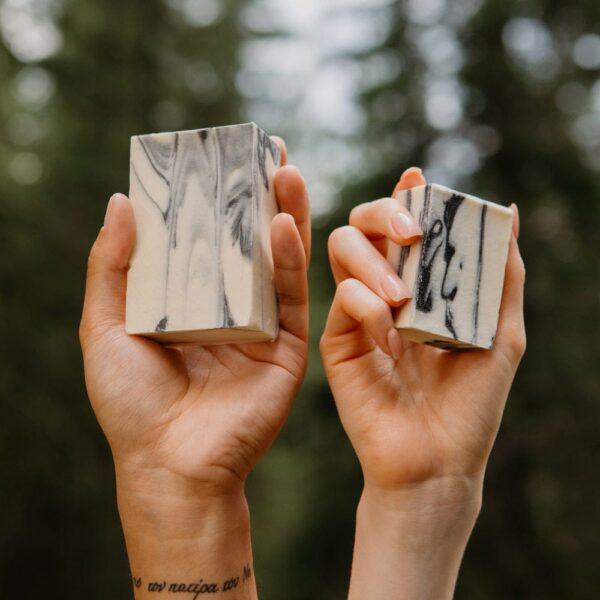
(388, 183, 513, 350)
(125, 122, 281, 343)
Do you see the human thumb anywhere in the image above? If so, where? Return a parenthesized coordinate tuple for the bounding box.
(79, 193, 135, 345)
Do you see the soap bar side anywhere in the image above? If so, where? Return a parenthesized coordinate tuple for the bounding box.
(387, 183, 513, 350)
(251, 125, 281, 339)
(125, 124, 280, 341)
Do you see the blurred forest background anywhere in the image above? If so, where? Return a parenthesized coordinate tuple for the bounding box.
(1, 0, 599, 597)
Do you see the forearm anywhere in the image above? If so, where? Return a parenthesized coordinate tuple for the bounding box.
(116, 466, 257, 599)
(348, 477, 482, 600)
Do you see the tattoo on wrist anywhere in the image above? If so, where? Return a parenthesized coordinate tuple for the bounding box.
(132, 565, 252, 597)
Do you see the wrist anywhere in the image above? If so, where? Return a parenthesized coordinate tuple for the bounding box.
(115, 464, 256, 599)
(360, 474, 483, 527)
(357, 480, 481, 556)
(348, 477, 482, 600)
(115, 461, 250, 543)
(358, 475, 482, 550)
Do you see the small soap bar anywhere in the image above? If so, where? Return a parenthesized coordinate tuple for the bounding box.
(387, 184, 513, 350)
(126, 122, 281, 344)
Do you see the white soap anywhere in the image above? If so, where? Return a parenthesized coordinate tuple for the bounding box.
(387, 184, 513, 350)
(125, 122, 281, 344)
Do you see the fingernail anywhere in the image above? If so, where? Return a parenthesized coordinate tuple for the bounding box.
(406, 166, 422, 175)
(510, 203, 520, 240)
(391, 212, 422, 239)
(382, 274, 410, 303)
(104, 195, 118, 229)
(387, 329, 402, 360)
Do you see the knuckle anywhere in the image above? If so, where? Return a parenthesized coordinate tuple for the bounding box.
(336, 278, 368, 309)
(513, 248, 525, 275)
(379, 196, 396, 208)
(511, 331, 527, 359)
(376, 197, 397, 215)
(328, 225, 356, 251)
(503, 325, 527, 362)
(86, 238, 104, 273)
(277, 289, 304, 307)
(336, 277, 361, 299)
(364, 305, 391, 336)
(327, 229, 339, 253)
(371, 299, 391, 323)
(348, 205, 363, 225)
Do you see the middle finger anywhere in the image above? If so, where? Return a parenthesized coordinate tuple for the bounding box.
(328, 225, 411, 306)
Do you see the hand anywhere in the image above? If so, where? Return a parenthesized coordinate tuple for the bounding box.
(79, 138, 310, 597)
(320, 167, 525, 599)
(80, 138, 309, 493)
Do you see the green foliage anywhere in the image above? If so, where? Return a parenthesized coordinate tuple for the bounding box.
(1, 0, 246, 596)
(301, 1, 600, 598)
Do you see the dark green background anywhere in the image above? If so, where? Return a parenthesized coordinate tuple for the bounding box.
(1, 0, 599, 597)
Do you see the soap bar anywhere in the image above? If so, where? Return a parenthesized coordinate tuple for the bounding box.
(125, 122, 281, 344)
(387, 184, 513, 350)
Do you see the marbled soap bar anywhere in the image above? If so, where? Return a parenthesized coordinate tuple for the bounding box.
(125, 122, 281, 344)
(387, 184, 513, 350)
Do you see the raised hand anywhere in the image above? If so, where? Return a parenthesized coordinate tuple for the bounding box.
(79, 138, 310, 599)
(320, 167, 525, 600)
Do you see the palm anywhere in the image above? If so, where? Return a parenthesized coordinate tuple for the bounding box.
(81, 154, 311, 489)
(162, 332, 305, 481)
(326, 338, 516, 489)
(85, 320, 305, 483)
(321, 167, 524, 492)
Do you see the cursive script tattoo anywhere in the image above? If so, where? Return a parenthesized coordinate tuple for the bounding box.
(132, 565, 253, 598)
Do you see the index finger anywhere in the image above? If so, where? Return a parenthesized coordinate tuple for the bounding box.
(349, 197, 422, 245)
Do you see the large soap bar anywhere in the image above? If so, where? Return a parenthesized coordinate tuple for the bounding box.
(125, 122, 281, 344)
(387, 184, 513, 350)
